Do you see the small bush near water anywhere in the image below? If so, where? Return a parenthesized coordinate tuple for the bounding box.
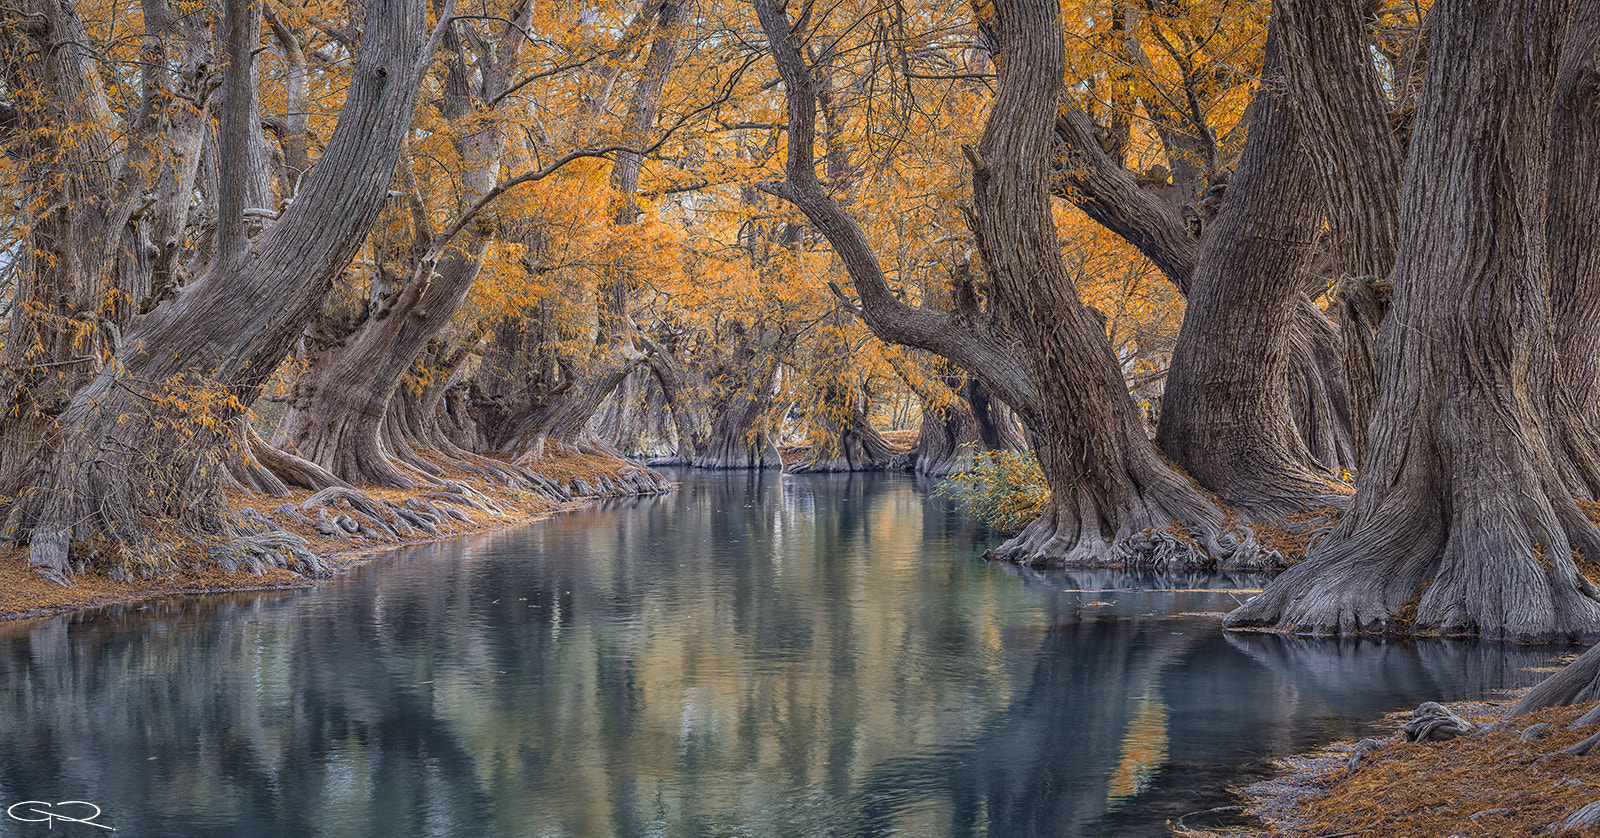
(935, 448, 1049, 532)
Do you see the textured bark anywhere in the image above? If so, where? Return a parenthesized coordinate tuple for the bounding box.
(1509, 642, 1600, 717)
(1046, 15, 1359, 482)
(589, 366, 678, 459)
(1, 0, 444, 580)
(1507, 0, 1600, 713)
(1156, 22, 1350, 520)
(754, 0, 1273, 569)
(1276, 0, 1405, 463)
(1545, 1, 1600, 499)
(911, 376, 1027, 478)
(272, 235, 491, 488)
(690, 329, 785, 470)
(634, 321, 789, 470)
(270, 3, 534, 489)
(0, 0, 213, 492)
(1226, 0, 1600, 640)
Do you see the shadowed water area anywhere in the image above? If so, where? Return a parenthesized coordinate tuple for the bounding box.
(0, 471, 1568, 837)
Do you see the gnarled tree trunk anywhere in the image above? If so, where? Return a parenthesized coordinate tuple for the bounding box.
(1156, 21, 1349, 520)
(1, 0, 443, 581)
(912, 375, 1027, 478)
(1226, 0, 1600, 640)
(1545, 0, 1600, 500)
(754, 0, 1274, 569)
(1274, 0, 1405, 465)
(785, 381, 901, 473)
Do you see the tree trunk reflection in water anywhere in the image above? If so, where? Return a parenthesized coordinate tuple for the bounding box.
(0, 472, 1565, 838)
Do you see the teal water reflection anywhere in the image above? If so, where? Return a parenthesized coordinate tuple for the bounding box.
(0, 471, 1564, 837)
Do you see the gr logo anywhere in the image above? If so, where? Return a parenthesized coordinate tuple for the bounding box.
(6, 801, 115, 830)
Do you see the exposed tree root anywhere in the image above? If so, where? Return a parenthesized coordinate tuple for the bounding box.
(1225, 482, 1600, 640)
(986, 477, 1282, 571)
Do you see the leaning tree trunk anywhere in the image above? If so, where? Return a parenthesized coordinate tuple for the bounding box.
(653, 321, 788, 470)
(1, 0, 442, 581)
(1226, 0, 1600, 640)
(272, 240, 490, 489)
(270, 3, 540, 490)
(753, 0, 1273, 568)
(1155, 20, 1350, 520)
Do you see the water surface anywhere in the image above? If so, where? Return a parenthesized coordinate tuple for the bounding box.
(0, 471, 1564, 836)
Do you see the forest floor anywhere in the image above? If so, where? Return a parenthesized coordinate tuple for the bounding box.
(0, 449, 663, 623)
(1173, 662, 1600, 838)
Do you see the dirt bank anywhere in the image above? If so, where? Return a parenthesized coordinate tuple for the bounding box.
(1175, 677, 1600, 838)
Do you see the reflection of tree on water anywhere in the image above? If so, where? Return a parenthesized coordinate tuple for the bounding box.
(1224, 632, 1559, 715)
(841, 616, 1199, 837)
(0, 471, 1572, 838)
(841, 619, 1567, 837)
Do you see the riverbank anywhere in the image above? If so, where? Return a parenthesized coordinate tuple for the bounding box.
(1175, 672, 1600, 838)
(0, 450, 668, 623)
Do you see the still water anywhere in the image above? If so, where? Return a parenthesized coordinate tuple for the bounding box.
(0, 471, 1566, 837)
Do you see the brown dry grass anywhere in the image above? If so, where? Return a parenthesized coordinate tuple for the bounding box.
(879, 429, 918, 450)
(1252, 506, 1341, 565)
(0, 449, 651, 623)
(1178, 698, 1600, 838)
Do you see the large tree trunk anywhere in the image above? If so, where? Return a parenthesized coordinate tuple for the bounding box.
(1502, 0, 1600, 715)
(272, 240, 490, 489)
(1274, 0, 1406, 465)
(1226, 0, 1600, 640)
(964, 0, 1268, 567)
(1545, 0, 1600, 499)
(690, 331, 784, 470)
(754, 0, 1274, 569)
(640, 321, 789, 470)
(270, 5, 536, 489)
(1046, 31, 1361, 481)
(1155, 21, 1350, 520)
(0, 0, 443, 581)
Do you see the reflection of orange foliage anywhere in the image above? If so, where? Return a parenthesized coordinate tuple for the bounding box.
(1108, 690, 1171, 808)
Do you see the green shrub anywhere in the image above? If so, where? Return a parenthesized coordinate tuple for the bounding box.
(934, 448, 1049, 532)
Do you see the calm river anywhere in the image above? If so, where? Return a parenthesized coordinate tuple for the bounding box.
(0, 471, 1565, 837)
